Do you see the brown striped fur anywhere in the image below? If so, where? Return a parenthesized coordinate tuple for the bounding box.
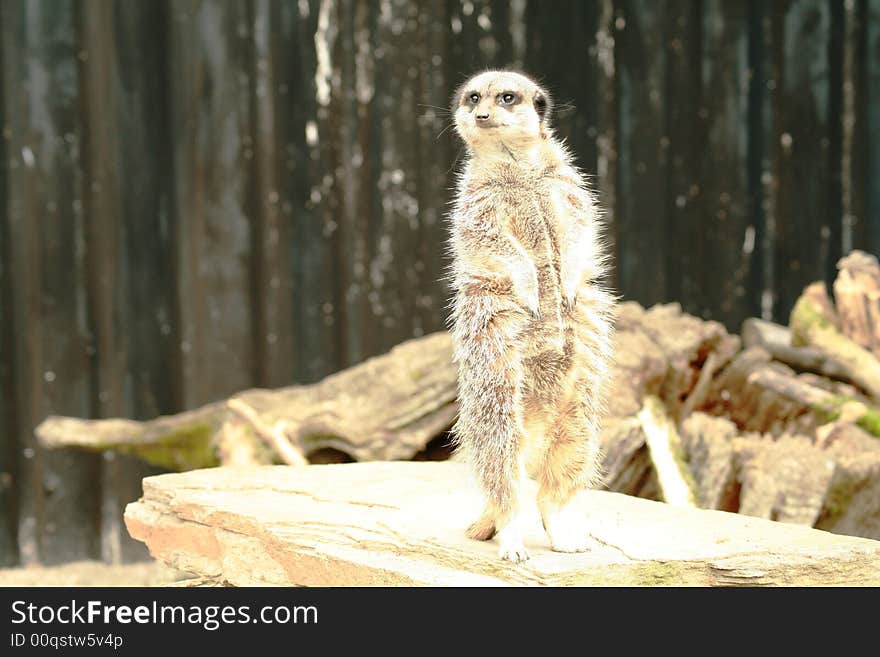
(446, 71, 615, 561)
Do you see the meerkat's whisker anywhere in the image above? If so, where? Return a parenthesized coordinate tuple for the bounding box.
(435, 122, 457, 141)
(418, 103, 453, 114)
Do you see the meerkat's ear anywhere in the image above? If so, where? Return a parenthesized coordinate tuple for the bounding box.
(534, 90, 551, 123)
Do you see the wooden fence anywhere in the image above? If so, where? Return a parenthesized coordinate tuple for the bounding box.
(0, 0, 878, 565)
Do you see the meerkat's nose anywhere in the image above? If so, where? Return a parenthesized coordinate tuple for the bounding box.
(475, 111, 490, 121)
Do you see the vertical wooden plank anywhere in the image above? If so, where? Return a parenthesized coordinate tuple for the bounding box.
(110, 0, 176, 561)
(828, 0, 844, 274)
(771, 0, 839, 322)
(332, 0, 370, 366)
(863, 0, 880, 254)
(360, 0, 424, 360)
(0, 18, 19, 565)
(1, 0, 100, 564)
(111, 0, 179, 427)
(288, 0, 344, 382)
(412, 0, 460, 337)
(167, 0, 256, 407)
(747, 0, 770, 321)
(523, 1, 600, 176)
(596, 0, 619, 292)
(77, 0, 170, 564)
(76, 0, 128, 565)
(249, 0, 295, 389)
(699, 0, 755, 329)
(664, 0, 702, 315)
(614, 0, 669, 308)
(841, 0, 860, 256)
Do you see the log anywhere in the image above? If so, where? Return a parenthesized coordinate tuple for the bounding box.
(790, 282, 880, 401)
(679, 351, 720, 420)
(635, 303, 740, 414)
(637, 396, 697, 507)
(817, 424, 880, 540)
(605, 317, 668, 418)
(36, 331, 459, 469)
(733, 433, 835, 527)
(833, 250, 880, 355)
(34, 300, 725, 471)
(741, 317, 849, 380)
(705, 347, 809, 435)
(679, 413, 737, 511)
(747, 365, 880, 439)
(123, 461, 880, 585)
(599, 417, 648, 493)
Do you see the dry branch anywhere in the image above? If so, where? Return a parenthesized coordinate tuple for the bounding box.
(226, 399, 307, 467)
(741, 318, 849, 380)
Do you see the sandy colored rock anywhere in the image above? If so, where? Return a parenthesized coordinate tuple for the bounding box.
(125, 462, 880, 586)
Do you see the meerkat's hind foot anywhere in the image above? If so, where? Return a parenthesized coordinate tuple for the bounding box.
(465, 513, 497, 541)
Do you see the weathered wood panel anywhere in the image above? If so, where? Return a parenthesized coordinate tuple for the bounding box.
(699, 0, 754, 326)
(615, 0, 669, 308)
(861, 0, 880, 255)
(1, 0, 101, 565)
(0, 15, 16, 566)
(248, 0, 296, 389)
(664, 0, 703, 314)
(167, 0, 257, 408)
(770, 0, 840, 322)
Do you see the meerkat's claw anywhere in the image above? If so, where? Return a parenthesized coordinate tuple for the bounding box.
(499, 544, 531, 563)
(496, 514, 529, 562)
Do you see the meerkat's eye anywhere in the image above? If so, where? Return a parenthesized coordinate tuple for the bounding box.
(500, 92, 516, 105)
(468, 92, 480, 104)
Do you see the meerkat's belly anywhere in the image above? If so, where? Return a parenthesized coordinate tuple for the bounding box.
(509, 190, 569, 355)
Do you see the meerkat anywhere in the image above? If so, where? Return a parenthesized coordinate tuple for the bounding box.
(446, 70, 615, 562)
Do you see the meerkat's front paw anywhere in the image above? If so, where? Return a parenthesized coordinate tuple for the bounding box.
(561, 275, 580, 313)
(499, 543, 530, 563)
(496, 516, 530, 562)
(512, 270, 540, 320)
(544, 510, 592, 553)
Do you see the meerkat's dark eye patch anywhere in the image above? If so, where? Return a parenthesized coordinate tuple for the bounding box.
(498, 92, 518, 106)
(466, 92, 480, 105)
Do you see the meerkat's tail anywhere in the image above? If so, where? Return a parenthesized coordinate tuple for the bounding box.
(465, 504, 497, 541)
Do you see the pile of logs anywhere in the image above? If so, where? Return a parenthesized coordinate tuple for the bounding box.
(36, 251, 880, 542)
(599, 251, 880, 541)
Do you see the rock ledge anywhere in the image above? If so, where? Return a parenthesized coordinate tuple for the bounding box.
(124, 462, 880, 586)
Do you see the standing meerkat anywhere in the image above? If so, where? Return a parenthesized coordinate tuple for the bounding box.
(446, 70, 615, 562)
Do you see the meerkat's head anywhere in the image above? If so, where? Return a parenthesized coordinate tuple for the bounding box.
(452, 70, 553, 156)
